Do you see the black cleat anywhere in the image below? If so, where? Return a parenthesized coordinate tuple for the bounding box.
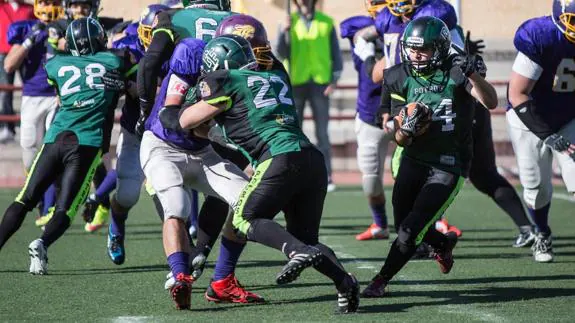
(361, 274, 388, 298)
(276, 246, 322, 285)
(337, 274, 360, 314)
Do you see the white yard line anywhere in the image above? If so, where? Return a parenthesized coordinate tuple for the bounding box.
(110, 316, 154, 323)
(321, 237, 508, 322)
(553, 193, 574, 203)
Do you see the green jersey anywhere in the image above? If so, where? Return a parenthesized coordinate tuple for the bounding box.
(45, 51, 126, 148)
(157, 8, 235, 43)
(194, 69, 310, 167)
(381, 60, 475, 176)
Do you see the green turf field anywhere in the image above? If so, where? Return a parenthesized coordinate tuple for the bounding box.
(0, 187, 574, 322)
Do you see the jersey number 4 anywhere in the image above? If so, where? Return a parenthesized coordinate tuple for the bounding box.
(247, 76, 293, 108)
(432, 99, 456, 132)
(58, 63, 106, 96)
(553, 58, 575, 93)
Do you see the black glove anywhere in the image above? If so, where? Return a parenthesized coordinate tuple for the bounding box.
(100, 71, 126, 91)
(23, 22, 46, 48)
(135, 111, 149, 139)
(399, 103, 432, 137)
(159, 105, 183, 132)
(544, 133, 572, 152)
(458, 54, 487, 77)
(465, 31, 485, 55)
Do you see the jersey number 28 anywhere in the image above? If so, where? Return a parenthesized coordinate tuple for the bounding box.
(58, 63, 106, 96)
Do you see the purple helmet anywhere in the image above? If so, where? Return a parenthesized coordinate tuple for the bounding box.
(215, 14, 274, 70)
(137, 4, 170, 48)
(553, 0, 575, 43)
(160, 0, 183, 8)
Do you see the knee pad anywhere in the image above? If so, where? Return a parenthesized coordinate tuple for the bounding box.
(157, 186, 191, 221)
(362, 174, 384, 196)
(115, 179, 142, 209)
(396, 225, 416, 254)
(523, 185, 553, 209)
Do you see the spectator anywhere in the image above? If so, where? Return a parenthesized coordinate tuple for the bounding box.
(0, 0, 34, 143)
(276, 0, 342, 192)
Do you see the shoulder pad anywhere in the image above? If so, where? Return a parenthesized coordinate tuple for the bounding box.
(169, 38, 206, 81)
(7, 20, 37, 45)
(417, 0, 458, 30)
(340, 16, 374, 39)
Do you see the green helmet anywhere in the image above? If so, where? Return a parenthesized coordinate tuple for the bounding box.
(181, 0, 231, 10)
(65, 17, 107, 56)
(201, 34, 257, 74)
(400, 16, 451, 74)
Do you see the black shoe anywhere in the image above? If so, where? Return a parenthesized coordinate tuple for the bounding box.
(82, 197, 98, 223)
(337, 274, 359, 314)
(276, 246, 322, 285)
(361, 274, 388, 298)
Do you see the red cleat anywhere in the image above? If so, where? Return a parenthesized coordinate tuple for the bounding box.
(170, 273, 193, 310)
(434, 232, 458, 274)
(205, 273, 265, 304)
(435, 218, 462, 237)
(356, 224, 389, 241)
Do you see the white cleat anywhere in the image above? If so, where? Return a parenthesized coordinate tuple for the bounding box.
(28, 239, 48, 275)
(164, 271, 175, 290)
(532, 234, 554, 263)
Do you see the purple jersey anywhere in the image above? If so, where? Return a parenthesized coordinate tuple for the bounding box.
(7, 20, 55, 97)
(113, 34, 145, 133)
(514, 16, 575, 131)
(125, 22, 139, 37)
(145, 37, 209, 151)
(375, 0, 458, 67)
(340, 15, 383, 125)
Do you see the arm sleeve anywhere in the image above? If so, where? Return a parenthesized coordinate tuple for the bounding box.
(136, 30, 175, 109)
(276, 27, 290, 61)
(330, 27, 343, 84)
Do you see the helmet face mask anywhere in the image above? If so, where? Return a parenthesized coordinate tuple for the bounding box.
(400, 16, 451, 75)
(215, 14, 274, 70)
(34, 0, 64, 22)
(64, 0, 100, 19)
(387, 0, 425, 17)
(201, 34, 258, 75)
(182, 0, 231, 11)
(364, 0, 387, 18)
(553, 0, 575, 43)
(137, 4, 170, 49)
(66, 17, 107, 56)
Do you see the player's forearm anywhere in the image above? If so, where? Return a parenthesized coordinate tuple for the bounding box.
(469, 73, 498, 109)
(137, 31, 174, 108)
(3, 45, 28, 74)
(371, 58, 386, 83)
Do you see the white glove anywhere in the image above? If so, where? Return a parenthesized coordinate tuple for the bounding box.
(208, 124, 238, 151)
(354, 37, 375, 61)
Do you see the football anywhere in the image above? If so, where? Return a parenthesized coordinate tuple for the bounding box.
(394, 102, 429, 129)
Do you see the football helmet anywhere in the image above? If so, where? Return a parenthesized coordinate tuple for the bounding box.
(215, 14, 273, 70)
(387, 0, 427, 17)
(553, 0, 575, 43)
(137, 4, 170, 48)
(400, 16, 451, 74)
(34, 0, 64, 22)
(182, 0, 231, 11)
(365, 0, 387, 18)
(161, 0, 183, 8)
(63, 0, 100, 19)
(65, 17, 107, 56)
(201, 34, 257, 74)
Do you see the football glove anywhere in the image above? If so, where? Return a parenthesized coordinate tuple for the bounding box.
(208, 124, 238, 151)
(23, 22, 46, 49)
(465, 31, 485, 55)
(399, 103, 432, 138)
(158, 105, 183, 132)
(458, 54, 487, 77)
(544, 134, 575, 161)
(135, 111, 149, 139)
(354, 37, 375, 62)
(100, 71, 126, 91)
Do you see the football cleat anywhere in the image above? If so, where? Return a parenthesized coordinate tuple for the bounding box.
(164, 253, 207, 290)
(513, 229, 536, 248)
(84, 205, 110, 233)
(532, 233, 553, 263)
(433, 232, 458, 274)
(276, 246, 323, 285)
(34, 207, 54, 227)
(355, 224, 389, 241)
(205, 273, 266, 304)
(336, 274, 360, 314)
(361, 274, 388, 298)
(107, 229, 125, 265)
(170, 273, 193, 310)
(411, 242, 434, 259)
(435, 218, 462, 237)
(81, 196, 98, 223)
(28, 239, 48, 275)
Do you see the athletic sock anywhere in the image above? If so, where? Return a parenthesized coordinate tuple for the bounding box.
(0, 202, 27, 250)
(493, 186, 532, 228)
(41, 209, 71, 247)
(42, 184, 57, 215)
(213, 237, 245, 281)
(527, 203, 551, 234)
(313, 242, 347, 286)
(95, 170, 117, 208)
(109, 210, 128, 237)
(370, 202, 387, 228)
(378, 239, 415, 282)
(168, 251, 190, 277)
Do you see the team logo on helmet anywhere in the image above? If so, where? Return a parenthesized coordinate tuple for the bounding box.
(231, 25, 256, 40)
(440, 26, 450, 41)
(203, 48, 220, 71)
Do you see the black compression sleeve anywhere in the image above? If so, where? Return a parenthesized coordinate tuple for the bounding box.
(364, 56, 376, 80)
(136, 31, 175, 111)
(514, 99, 554, 140)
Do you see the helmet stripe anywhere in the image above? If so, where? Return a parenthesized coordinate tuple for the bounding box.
(87, 18, 94, 54)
